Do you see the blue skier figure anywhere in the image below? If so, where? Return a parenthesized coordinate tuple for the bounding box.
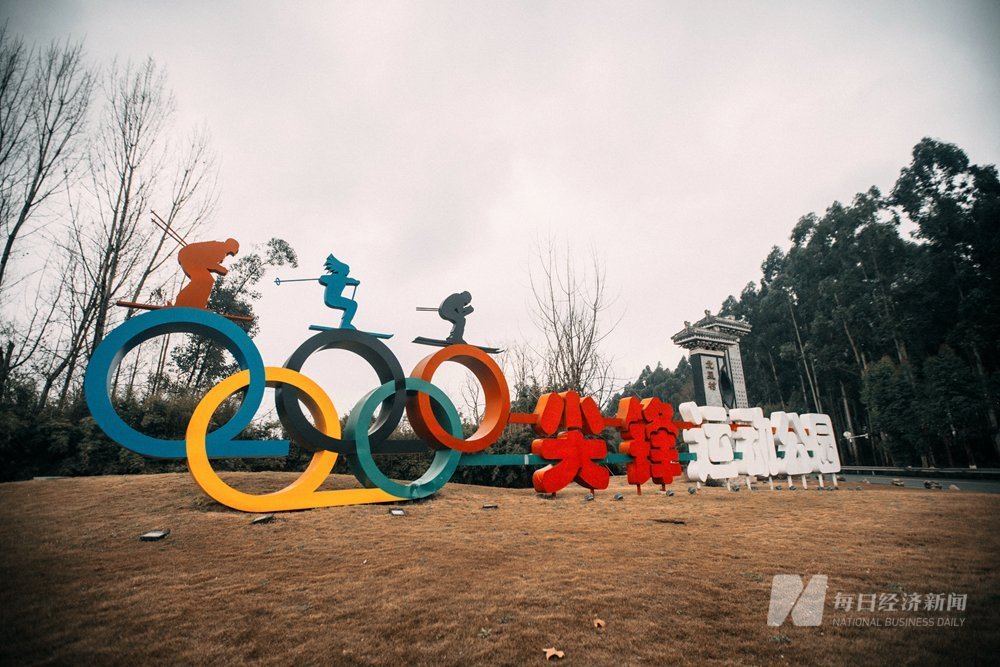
(274, 253, 392, 338)
(318, 253, 359, 329)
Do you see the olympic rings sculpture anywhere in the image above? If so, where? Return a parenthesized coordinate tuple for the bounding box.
(85, 305, 844, 512)
(84, 307, 642, 511)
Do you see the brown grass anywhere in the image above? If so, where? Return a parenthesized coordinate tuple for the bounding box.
(1, 473, 998, 666)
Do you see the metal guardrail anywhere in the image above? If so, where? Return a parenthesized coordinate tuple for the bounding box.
(841, 466, 1000, 480)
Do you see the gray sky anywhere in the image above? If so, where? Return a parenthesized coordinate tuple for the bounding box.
(5, 0, 999, 413)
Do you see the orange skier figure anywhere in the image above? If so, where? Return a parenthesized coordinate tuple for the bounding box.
(173, 238, 240, 309)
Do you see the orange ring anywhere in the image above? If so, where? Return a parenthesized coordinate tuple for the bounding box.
(407, 344, 510, 453)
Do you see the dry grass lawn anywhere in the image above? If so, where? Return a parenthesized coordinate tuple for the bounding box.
(1, 473, 998, 666)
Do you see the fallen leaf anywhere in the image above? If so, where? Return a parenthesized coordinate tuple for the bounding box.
(593, 618, 606, 630)
(543, 647, 564, 660)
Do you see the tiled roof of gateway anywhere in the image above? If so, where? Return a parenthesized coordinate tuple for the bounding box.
(671, 310, 751, 350)
(692, 310, 752, 334)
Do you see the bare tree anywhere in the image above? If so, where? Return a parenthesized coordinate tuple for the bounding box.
(85, 57, 174, 350)
(0, 28, 218, 408)
(460, 371, 484, 424)
(37, 229, 95, 408)
(0, 27, 93, 292)
(125, 124, 217, 312)
(0, 254, 63, 398)
(497, 340, 541, 405)
(115, 127, 217, 398)
(528, 243, 620, 407)
(38, 58, 218, 407)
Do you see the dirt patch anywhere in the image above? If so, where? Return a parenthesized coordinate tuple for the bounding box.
(1, 473, 998, 665)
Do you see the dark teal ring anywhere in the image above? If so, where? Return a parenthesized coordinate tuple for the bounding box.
(346, 377, 462, 498)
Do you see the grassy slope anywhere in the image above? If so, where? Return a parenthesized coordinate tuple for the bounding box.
(1, 473, 998, 666)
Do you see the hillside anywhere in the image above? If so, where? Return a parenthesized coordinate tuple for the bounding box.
(1, 473, 998, 665)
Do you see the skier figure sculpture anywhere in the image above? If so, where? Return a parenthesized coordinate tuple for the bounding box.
(319, 253, 360, 329)
(439, 291, 474, 344)
(173, 238, 240, 309)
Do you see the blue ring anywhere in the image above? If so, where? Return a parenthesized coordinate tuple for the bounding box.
(346, 377, 462, 499)
(83, 308, 284, 458)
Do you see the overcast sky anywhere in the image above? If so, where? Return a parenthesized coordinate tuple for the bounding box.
(5, 0, 999, 413)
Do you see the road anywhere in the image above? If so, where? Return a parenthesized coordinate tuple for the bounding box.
(840, 474, 1000, 493)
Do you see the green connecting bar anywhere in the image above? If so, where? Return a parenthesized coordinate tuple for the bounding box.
(457, 451, 710, 466)
(457, 454, 542, 466)
(458, 453, 634, 467)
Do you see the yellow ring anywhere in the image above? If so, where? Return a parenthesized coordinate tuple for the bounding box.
(186, 366, 402, 511)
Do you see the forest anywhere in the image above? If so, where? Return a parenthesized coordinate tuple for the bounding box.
(1, 28, 997, 483)
(617, 138, 1000, 469)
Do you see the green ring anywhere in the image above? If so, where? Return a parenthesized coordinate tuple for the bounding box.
(346, 377, 462, 499)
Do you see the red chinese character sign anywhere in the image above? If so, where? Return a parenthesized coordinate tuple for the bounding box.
(617, 397, 682, 493)
(530, 392, 609, 494)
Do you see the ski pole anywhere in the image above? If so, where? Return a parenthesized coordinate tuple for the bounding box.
(274, 277, 320, 285)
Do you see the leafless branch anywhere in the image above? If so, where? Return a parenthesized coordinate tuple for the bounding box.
(0, 29, 94, 293)
(527, 241, 621, 407)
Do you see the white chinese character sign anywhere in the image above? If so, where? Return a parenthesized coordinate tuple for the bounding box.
(678, 402, 842, 487)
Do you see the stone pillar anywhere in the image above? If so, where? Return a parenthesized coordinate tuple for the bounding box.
(724, 343, 749, 409)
